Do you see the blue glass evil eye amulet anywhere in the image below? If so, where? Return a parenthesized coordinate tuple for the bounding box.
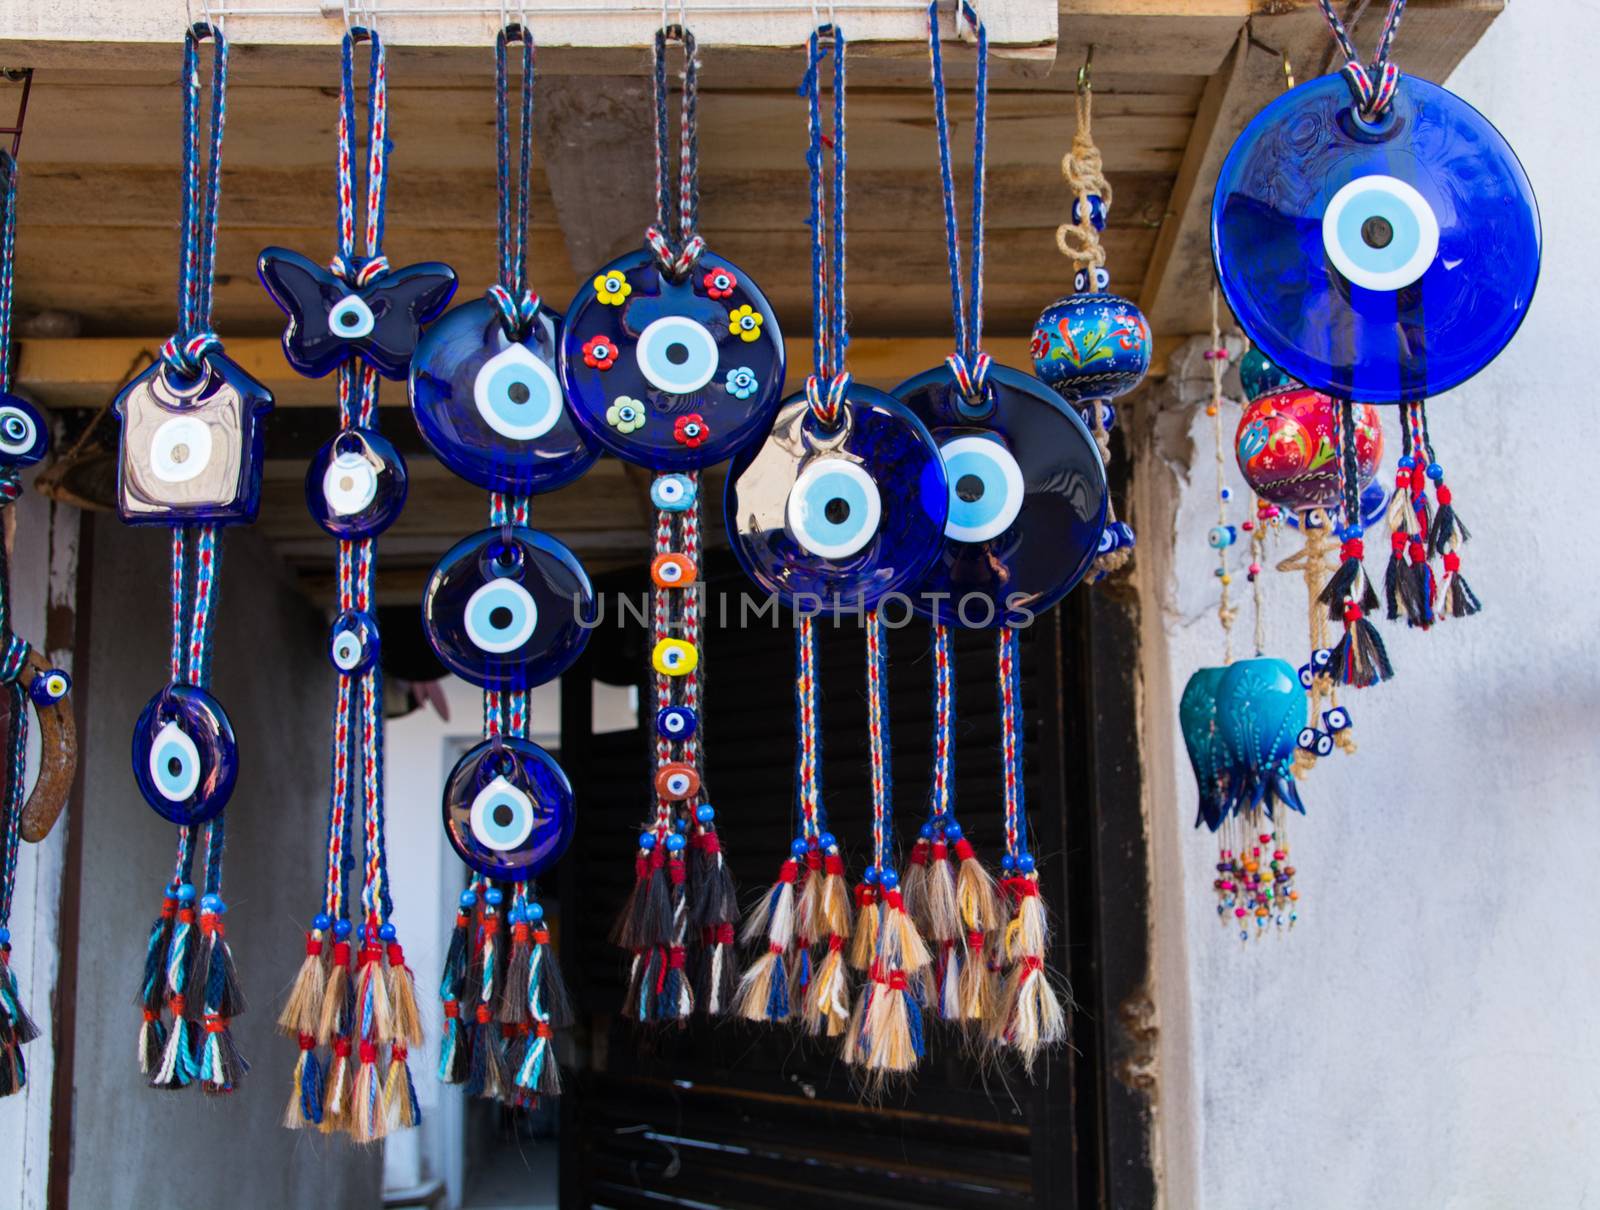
(442, 736, 574, 881)
(422, 525, 595, 691)
(305, 428, 407, 538)
(0, 395, 48, 467)
(257, 247, 459, 380)
(409, 297, 599, 495)
(1212, 74, 1540, 403)
(562, 248, 785, 470)
(726, 386, 948, 611)
(131, 684, 238, 826)
(894, 363, 1107, 629)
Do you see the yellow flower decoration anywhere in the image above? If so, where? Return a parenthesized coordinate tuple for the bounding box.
(728, 304, 763, 343)
(593, 271, 632, 306)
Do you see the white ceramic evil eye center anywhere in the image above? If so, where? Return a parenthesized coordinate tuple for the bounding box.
(635, 315, 719, 395)
(469, 774, 535, 852)
(474, 343, 563, 441)
(0, 407, 36, 455)
(44, 674, 67, 697)
(150, 721, 202, 802)
(786, 457, 883, 560)
(150, 416, 215, 483)
(940, 435, 1026, 543)
(322, 450, 379, 515)
(665, 771, 693, 796)
(663, 712, 685, 735)
(332, 629, 364, 671)
(329, 293, 376, 340)
(464, 577, 538, 654)
(1321, 174, 1440, 292)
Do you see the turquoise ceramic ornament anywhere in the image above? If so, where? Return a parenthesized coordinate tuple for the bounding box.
(1238, 347, 1296, 402)
(1214, 657, 1306, 818)
(1180, 666, 1231, 832)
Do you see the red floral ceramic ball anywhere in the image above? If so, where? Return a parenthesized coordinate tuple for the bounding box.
(1234, 388, 1382, 511)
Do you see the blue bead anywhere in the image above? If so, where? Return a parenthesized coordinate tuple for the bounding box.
(527, 901, 545, 922)
(879, 868, 899, 890)
(790, 837, 809, 857)
(676, 815, 690, 832)
(638, 831, 656, 850)
(1426, 462, 1444, 481)
(1000, 854, 1017, 872)
(506, 905, 524, 925)
(312, 912, 332, 931)
(0, 394, 49, 468)
(28, 668, 71, 708)
(378, 922, 397, 941)
(0, 927, 8, 944)
(1018, 854, 1037, 875)
(665, 832, 687, 853)
(1398, 455, 1415, 469)
(458, 889, 479, 909)
(441, 736, 575, 883)
(918, 822, 934, 839)
(944, 821, 963, 841)
(484, 887, 504, 906)
(695, 803, 715, 823)
(862, 865, 880, 884)
(334, 918, 353, 939)
(176, 882, 196, 902)
(818, 831, 836, 850)
(200, 893, 223, 913)
(655, 705, 699, 742)
(1070, 193, 1108, 231)
(328, 610, 381, 676)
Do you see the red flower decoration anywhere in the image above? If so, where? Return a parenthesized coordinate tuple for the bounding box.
(702, 268, 738, 300)
(582, 334, 618, 371)
(1029, 331, 1050, 362)
(673, 413, 710, 448)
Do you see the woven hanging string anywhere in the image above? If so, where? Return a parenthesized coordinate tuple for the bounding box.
(1205, 289, 1238, 661)
(1316, 399, 1392, 688)
(486, 25, 541, 336)
(1316, 0, 1407, 118)
(645, 25, 704, 279)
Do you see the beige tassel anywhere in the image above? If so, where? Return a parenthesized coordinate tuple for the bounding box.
(349, 1045, 388, 1144)
(316, 938, 353, 1046)
(384, 940, 423, 1048)
(278, 929, 327, 1038)
(383, 1047, 417, 1132)
(802, 936, 852, 1037)
(737, 859, 799, 1022)
(848, 884, 877, 970)
(354, 940, 393, 1045)
(320, 1037, 352, 1135)
(988, 875, 1068, 1069)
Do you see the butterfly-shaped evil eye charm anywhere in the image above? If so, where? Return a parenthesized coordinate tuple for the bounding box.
(422, 525, 595, 691)
(409, 297, 599, 494)
(655, 705, 697, 741)
(113, 354, 274, 525)
(131, 684, 238, 826)
(726, 386, 948, 612)
(1212, 74, 1540, 402)
(305, 428, 408, 538)
(0, 394, 49, 467)
(893, 362, 1107, 628)
(561, 247, 785, 470)
(328, 610, 380, 675)
(1235, 389, 1383, 512)
(257, 246, 459, 380)
(441, 736, 575, 881)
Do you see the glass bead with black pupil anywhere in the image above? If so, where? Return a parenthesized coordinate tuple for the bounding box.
(655, 705, 697, 741)
(893, 362, 1107, 629)
(422, 525, 594, 690)
(1212, 74, 1540, 402)
(442, 736, 574, 881)
(726, 385, 948, 612)
(561, 247, 785, 470)
(328, 610, 381, 675)
(409, 297, 599, 494)
(131, 684, 238, 826)
(305, 427, 408, 538)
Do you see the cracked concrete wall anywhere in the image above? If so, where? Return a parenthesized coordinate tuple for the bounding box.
(1133, 4, 1600, 1206)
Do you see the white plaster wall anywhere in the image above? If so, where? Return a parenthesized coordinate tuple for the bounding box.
(1141, 5, 1600, 1207)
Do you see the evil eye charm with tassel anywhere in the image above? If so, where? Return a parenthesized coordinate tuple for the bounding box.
(561, 249, 785, 470)
(0, 394, 49, 467)
(113, 354, 274, 525)
(131, 683, 238, 826)
(726, 385, 948, 611)
(305, 427, 408, 538)
(1030, 267, 1152, 402)
(1213, 657, 1307, 819)
(257, 247, 459, 380)
(1212, 74, 1540, 401)
(442, 736, 575, 882)
(894, 362, 1107, 628)
(409, 297, 598, 494)
(422, 525, 595, 691)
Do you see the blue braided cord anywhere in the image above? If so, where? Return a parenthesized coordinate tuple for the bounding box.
(0, 682, 26, 926)
(195, 28, 227, 338)
(174, 30, 200, 350)
(165, 24, 227, 379)
(926, 622, 955, 828)
(203, 813, 224, 897)
(495, 26, 536, 298)
(337, 35, 358, 262)
(652, 27, 674, 243)
(0, 150, 16, 395)
(965, 4, 986, 361)
(371, 661, 393, 920)
(802, 33, 826, 380)
(0, 634, 25, 683)
(828, 28, 848, 378)
(866, 610, 895, 873)
(926, 3, 965, 361)
(926, 1, 988, 368)
(1000, 626, 1030, 860)
(193, 524, 221, 687)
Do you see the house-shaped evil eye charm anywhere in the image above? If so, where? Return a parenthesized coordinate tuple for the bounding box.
(113, 354, 274, 525)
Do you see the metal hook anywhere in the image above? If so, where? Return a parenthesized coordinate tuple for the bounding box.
(1077, 44, 1094, 94)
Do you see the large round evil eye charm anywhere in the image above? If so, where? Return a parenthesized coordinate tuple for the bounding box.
(894, 363, 1108, 628)
(131, 684, 238, 826)
(409, 298, 599, 494)
(0, 394, 49, 467)
(1212, 74, 1540, 402)
(1030, 281, 1152, 402)
(328, 609, 380, 675)
(422, 525, 595, 691)
(561, 247, 785, 470)
(305, 427, 407, 538)
(442, 736, 575, 881)
(1235, 389, 1383, 512)
(726, 387, 948, 611)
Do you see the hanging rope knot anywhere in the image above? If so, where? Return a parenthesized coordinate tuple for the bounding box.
(804, 373, 849, 429)
(486, 284, 541, 338)
(1316, 0, 1407, 119)
(158, 331, 220, 382)
(945, 352, 992, 403)
(0, 634, 27, 684)
(1055, 88, 1112, 269)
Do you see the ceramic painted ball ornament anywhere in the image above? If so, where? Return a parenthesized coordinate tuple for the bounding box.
(1236, 388, 1382, 512)
(1212, 74, 1540, 403)
(725, 385, 948, 611)
(562, 248, 785, 470)
(894, 362, 1108, 628)
(409, 297, 599, 494)
(305, 427, 407, 538)
(441, 735, 575, 881)
(1030, 269, 1152, 402)
(1214, 657, 1306, 819)
(131, 683, 238, 827)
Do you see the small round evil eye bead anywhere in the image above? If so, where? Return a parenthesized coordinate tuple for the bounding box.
(1071, 193, 1108, 231)
(654, 761, 700, 801)
(1297, 663, 1316, 689)
(1322, 706, 1352, 733)
(1207, 525, 1236, 549)
(28, 667, 71, 708)
(305, 427, 408, 539)
(1311, 647, 1333, 670)
(650, 473, 696, 512)
(1313, 731, 1335, 758)
(649, 553, 697, 589)
(655, 705, 698, 741)
(0, 394, 49, 467)
(651, 638, 698, 677)
(328, 609, 380, 675)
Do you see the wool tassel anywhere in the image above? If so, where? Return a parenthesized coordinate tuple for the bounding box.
(1327, 600, 1394, 689)
(350, 1039, 388, 1144)
(197, 1012, 249, 1095)
(1440, 551, 1482, 619)
(612, 837, 671, 1012)
(320, 1033, 353, 1135)
(150, 994, 194, 1090)
(354, 935, 392, 1047)
(283, 1033, 323, 1128)
(736, 853, 799, 1022)
(530, 910, 572, 1028)
(658, 836, 694, 1021)
(466, 1003, 508, 1101)
(0, 944, 36, 1096)
(800, 838, 853, 1036)
(149, 887, 198, 1089)
(191, 897, 247, 1094)
(438, 1000, 469, 1084)
(318, 930, 354, 1045)
(848, 881, 877, 971)
(854, 876, 929, 1081)
(278, 926, 327, 1039)
(953, 834, 1001, 1024)
(438, 892, 473, 1084)
(688, 805, 739, 1014)
(383, 1044, 420, 1131)
(989, 871, 1067, 1070)
(499, 909, 534, 1026)
(135, 891, 177, 1026)
(384, 933, 422, 1049)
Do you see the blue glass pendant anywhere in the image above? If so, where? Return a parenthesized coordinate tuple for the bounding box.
(725, 386, 948, 612)
(1212, 74, 1540, 403)
(1213, 657, 1306, 819)
(113, 353, 274, 525)
(893, 363, 1107, 628)
(422, 525, 595, 691)
(131, 683, 238, 826)
(1180, 666, 1231, 832)
(328, 609, 380, 675)
(0, 394, 49, 467)
(305, 427, 407, 538)
(561, 248, 785, 470)
(1238, 347, 1297, 401)
(258, 247, 459, 380)
(1030, 271, 1152, 402)
(409, 297, 599, 494)
(442, 735, 574, 881)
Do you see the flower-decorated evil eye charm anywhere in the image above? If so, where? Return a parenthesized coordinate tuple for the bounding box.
(113, 354, 274, 525)
(305, 427, 408, 538)
(562, 247, 785, 470)
(257, 247, 459, 380)
(409, 297, 599, 495)
(650, 473, 696, 512)
(0, 394, 49, 467)
(655, 705, 697, 741)
(328, 609, 380, 676)
(1212, 74, 1540, 402)
(441, 735, 574, 882)
(131, 683, 238, 826)
(1236, 388, 1382, 512)
(1030, 272, 1152, 403)
(893, 362, 1107, 628)
(422, 525, 595, 691)
(726, 386, 948, 612)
